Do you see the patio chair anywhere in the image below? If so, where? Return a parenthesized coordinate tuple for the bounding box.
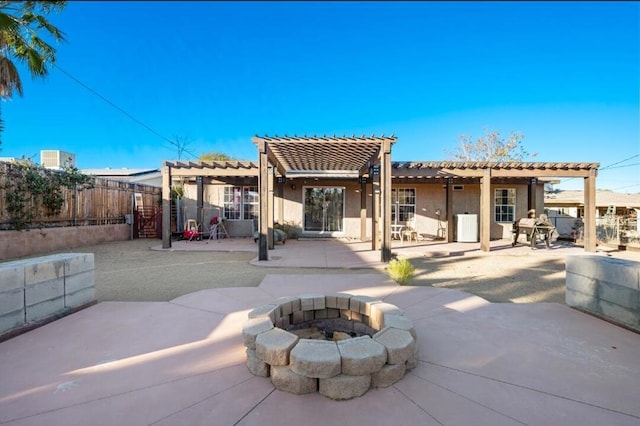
(401, 216, 419, 242)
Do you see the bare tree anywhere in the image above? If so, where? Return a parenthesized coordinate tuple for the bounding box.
(445, 129, 536, 162)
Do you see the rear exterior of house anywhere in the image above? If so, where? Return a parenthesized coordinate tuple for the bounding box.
(174, 169, 544, 241)
(161, 135, 599, 260)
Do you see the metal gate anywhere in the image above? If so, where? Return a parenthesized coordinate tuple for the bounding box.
(134, 206, 161, 238)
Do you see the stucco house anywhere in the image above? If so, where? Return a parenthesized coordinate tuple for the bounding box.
(82, 168, 162, 188)
(544, 189, 640, 246)
(160, 135, 599, 261)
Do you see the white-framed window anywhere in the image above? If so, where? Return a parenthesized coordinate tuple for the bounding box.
(494, 188, 516, 222)
(223, 186, 241, 220)
(392, 188, 416, 223)
(243, 186, 259, 220)
(224, 186, 259, 220)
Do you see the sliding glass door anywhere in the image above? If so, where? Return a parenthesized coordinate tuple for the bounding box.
(303, 187, 344, 234)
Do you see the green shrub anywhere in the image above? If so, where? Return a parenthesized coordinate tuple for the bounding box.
(386, 258, 416, 285)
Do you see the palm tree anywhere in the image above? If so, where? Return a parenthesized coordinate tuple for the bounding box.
(0, 1, 66, 146)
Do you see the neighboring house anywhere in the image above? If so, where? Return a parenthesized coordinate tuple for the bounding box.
(545, 189, 640, 245)
(160, 135, 600, 261)
(82, 168, 162, 188)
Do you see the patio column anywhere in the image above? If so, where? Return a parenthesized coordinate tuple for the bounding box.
(480, 168, 492, 252)
(161, 164, 172, 249)
(528, 178, 537, 215)
(360, 179, 367, 241)
(446, 178, 454, 242)
(372, 168, 380, 251)
(381, 140, 392, 262)
(268, 166, 274, 250)
(258, 141, 269, 260)
(584, 168, 597, 252)
(196, 176, 204, 229)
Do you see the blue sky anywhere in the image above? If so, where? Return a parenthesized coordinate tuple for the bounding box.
(2, 1, 638, 191)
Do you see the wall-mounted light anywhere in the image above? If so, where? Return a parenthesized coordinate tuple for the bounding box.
(276, 176, 286, 184)
(291, 184, 296, 190)
(358, 176, 368, 184)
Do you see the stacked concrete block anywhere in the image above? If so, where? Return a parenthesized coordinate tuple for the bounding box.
(63, 253, 96, 309)
(0, 260, 27, 334)
(0, 253, 96, 337)
(566, 255, 639, 332)
(242, 292, 419, 400)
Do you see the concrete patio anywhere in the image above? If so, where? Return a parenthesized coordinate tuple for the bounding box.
(0, 239, 638, 425)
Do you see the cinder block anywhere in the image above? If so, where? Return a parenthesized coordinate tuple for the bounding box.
(326, 308, 340, 319)
(0, 261, 26, 291)
(351, 295, 378, 315)
(599, 300, 639, 329)
(0, 310, 25, 335)
(597, 258, 639, 290)
(65, 287, 96, 308)
(335, 293, 352, 310)
(0, 288, 24, 316)
(63, 253, 94, 275)
(303, 310, 314, 321)
(314, 309, 328, 319)
(25, 279, 64, 306)
(598, 281, 637, 310)
(24, 257, 65, 286)
(566, 255, 600, 278)
(313, 296, 325, 310)
(65, 270, 95, 294)
(565, 288, 598, 311)
(566, 273, 598, 296)
(26, 297, 64, 322)
(325, 295, 337, 309)
(299, 295, 315, 311)
(292, 310, 304, 324)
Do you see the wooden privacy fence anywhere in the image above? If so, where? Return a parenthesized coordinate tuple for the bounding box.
(0, 162, 161, 230)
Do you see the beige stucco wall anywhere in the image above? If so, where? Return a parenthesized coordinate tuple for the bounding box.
(177, 179, 545, 241)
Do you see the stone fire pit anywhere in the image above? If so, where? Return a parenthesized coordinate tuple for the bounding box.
(242, 293, 418, 400)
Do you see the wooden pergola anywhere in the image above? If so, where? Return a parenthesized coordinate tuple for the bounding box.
(390, 161, 600, 252)
(160, 141, 600, 261)
(252, 134, 397, 262)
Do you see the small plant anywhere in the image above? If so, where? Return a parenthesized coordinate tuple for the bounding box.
(386, 258, 416, 285)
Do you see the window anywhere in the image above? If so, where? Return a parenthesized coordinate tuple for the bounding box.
(243, 186, 259, 220)
(223, 186, 259, 220)
(494, 188, 515, 222)
(392, 188, 416, 223)
(223, 186, 241, 220)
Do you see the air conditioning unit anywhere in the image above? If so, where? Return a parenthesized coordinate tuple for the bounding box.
(455, 214, 478, 242)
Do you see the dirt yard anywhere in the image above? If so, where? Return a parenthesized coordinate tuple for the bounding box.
(37, 238, 638, 305)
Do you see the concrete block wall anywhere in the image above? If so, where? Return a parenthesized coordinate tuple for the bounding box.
(566, 255, 639, 332)
(0, 224, 130, 261)
(0, 253, 95, 337)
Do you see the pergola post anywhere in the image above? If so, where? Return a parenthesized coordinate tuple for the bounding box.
(584, 169, 597, 252)
(258, 142, 269, 260)
(381, 140, 392, 262)
(267, 166, 274, 250)
(446, 178, 454, 242)
(161, 164, 172, 249)
(360, 179, 367, 241)
(372, 168, 380, 251)
(480, 168, 492, 252)
(196, 176, 204, 229)
(528, 178, 537, 214)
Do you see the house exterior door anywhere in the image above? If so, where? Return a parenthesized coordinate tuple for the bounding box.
(303, 187, 344, 234)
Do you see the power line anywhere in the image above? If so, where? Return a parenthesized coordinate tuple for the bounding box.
(53, 64, 199, 160)
(599, 154, 640, 170)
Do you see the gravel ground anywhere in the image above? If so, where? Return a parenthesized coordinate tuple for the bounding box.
(44, 238, 639, 305)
